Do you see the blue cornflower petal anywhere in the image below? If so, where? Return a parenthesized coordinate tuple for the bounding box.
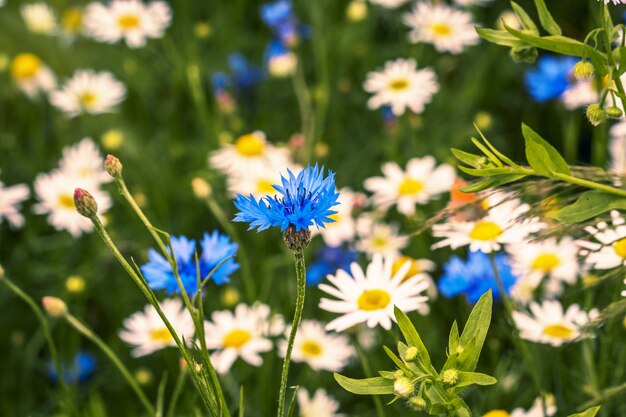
(524, 55, 577, 102)
(306, 246, 357, 286)
(48, 352, 97, 384)
(228, 53, 264, 91)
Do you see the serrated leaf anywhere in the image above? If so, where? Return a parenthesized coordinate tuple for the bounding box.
(511, 2, 538, 33)
(458, 291, 492, 372)
(393, 307, 434, 371)
(454, 372, 497, 389)
(549, 191, 626, 223)
(533, 0, 561, 35)
(523, 123, 570, 176)
(459, 174, 527, 193)
(476, 27, 526, 48)
(568, 406, 601, 417)
(334, 374, 395, 395)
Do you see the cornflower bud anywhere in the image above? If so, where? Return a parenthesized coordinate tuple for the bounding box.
(105, 154, 123, 177)
(42, 296, 68, 317)
(74, 188, 98, 218)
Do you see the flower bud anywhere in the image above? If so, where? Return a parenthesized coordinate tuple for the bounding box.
(573, 61, 594, 81)
(105, 154, 123, 177)
(408, 396, 427, 411)
(606, 106, 623, 119)
(393, 377, 414, 397)
(42, 296, 68, 317)
(74, 188, 98, 218)
(586, 104, 606, 126)
(346, 0, 367, 22)
(191, 177, 212, 199)
(66, 275, 86, 293)
(441, 369, 459, 385)
(403, 346, 419, 362)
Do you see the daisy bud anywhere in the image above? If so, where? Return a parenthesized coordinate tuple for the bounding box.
(191, 177, 212, 199)
(408, 396, 427, 411)
(74, 188, 98, 218)
(42, 296, 68, 317)
(394, 377, 414, 397)
(65, 275, 86, 293)
(282, 225, 312, 253)
(586, 104, 606, 126)
(105, 154, 123, 178)
(606, 106, 623, 119)
(573, 61, 594, 82)
(441, 369, 459, 386)
(403, 346, 419, 362)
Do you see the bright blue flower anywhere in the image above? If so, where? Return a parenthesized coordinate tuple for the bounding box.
(233, 164, 340, 232)
(211, 72, 231, 94)
(524, 55, 577, 101)
(228, 53, 263, 91)
(141, 231, 239, 296)
(438, 251, 518, 304)
(261, 0, 298, 43)
(307, 246, 357, 286)
(264, 39, 291, 63)
(48, 352, 97, 384)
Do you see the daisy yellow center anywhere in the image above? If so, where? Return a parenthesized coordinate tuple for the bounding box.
(223, 329, 252, 348)
(150, 328, 173, 343)
(58, 194, 75, 209)
(256, 179, 276, 194)
(543, 324, 574, 339)
(80, 92, 97, 108)
(235, 134, 265, 157)
(531, 252, 560, 272)
(483, 411, 510, 417)
(11, 54, 41, 81)
(398, 178, 424, 196)
(469, 221, 502, 241)
(301, 340, 323, 357)
(117, 14, 140, 30)
(392, 256, 421, 281)
(62, 8, 83, 32)
(613, 238, 626, 259)
(389, 78, 410, 91)
(371, 235, 390, 249)
(357, 289, 391, 311)
(432, 23, 452, 36)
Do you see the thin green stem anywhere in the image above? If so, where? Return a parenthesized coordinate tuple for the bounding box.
(64, 312, 155, 416)
(553, 172, 626, 197)
(276, 251, 307, 417)
(166, 369, 188, 417)
(354, 341, 387, 417)
(562, 111, 580, 162)
(291, 62, 315, 162)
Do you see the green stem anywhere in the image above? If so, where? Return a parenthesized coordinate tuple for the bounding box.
(64, 312, 155, 416)
(354, 342, 387, 417)
(166, 368, 188, 417)
(553, 172, 626, 197)
(562, 111, 580, 163)
(291, 62, 315, 162)
(276, 251, 307, 417)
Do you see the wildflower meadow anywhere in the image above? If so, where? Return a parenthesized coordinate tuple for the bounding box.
(2, 0, 626, 416)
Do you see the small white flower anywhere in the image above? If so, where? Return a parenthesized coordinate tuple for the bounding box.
(84, 0, 172, 48)
(404, 3, 479, 54)
(0, 182, 30, 229)
(10, 53, 56, 98)
(577, 210, 626, 270)
(622, 277, 626, 297)
(355, 214, 408, 258)
(512, 300, 598, 347)
(314, 188, 360, 247)
(119, 298, 195, 357)
(510, 395, 557, 417)
(363, 58, 438, 116)
(432, 192, 545, 253)
(50, 70, 126, 117)
(319, 254, 430, 332)
(561, 80, 599, 110)
(58, 138, 112, 185)
(204, 303, 273, 374)
(21, 2, 57, 35)
(391, 255, 437, 310)
(364, 156, 455, 216)
(279, 320, 354, 372)
(369, 0, 408, 9)
(298, 389, 344, 417)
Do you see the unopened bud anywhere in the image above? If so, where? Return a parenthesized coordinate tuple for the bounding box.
(42, 296, 68, 317)
(586, 104, 606, 126)
(408, 396, 427, 411)
(66, 275, 86, 293)
(74, 188, 98, 218)
(393, 377, 414, 397)
(191, 177, 212, 199)
(105, 154, 122, 177)
(441, 369, 459, 385)
(346, 0, 367, 22)
(606, 106, 623, 119)
(573, 61, 594, 82)
(403, 346, 419, 362)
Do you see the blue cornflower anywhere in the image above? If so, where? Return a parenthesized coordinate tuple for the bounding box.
(233, 164, 340, 234)
(211, 72, 231, 94)
(306, 246, 357, 286)
(261, 0, 299, 44)
(524, 55, 577, 102)
(228, 53, 263, 92)
(141, 230, 239, 296)
(438, 251, 518, 303)
(48, 352, 97, 384)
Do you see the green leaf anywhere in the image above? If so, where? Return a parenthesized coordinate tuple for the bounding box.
(457, 165, 516, 177)
(474, 125, 520, 167)
(522, 123, 570, 176)
(459, 174, 527, 193)
(448, 321, 460, 355)
(533, 0, 561, 35)
(511, 2, 538, 33)
(618, 46, 626, 76)
(383, 345, 410, 374)
(378, 370, 396, 380)
(568, 406, 601, 417)
(471, 137, 503, 167)
(476, 27, 526, 48)
(334, 374, 395, 395)
(393, 306, 434, 371)
(458, 290, 492, 372)
(454, 372, 497, 389)
(451, 148, 484, 168)
(549, 191, 626, 223)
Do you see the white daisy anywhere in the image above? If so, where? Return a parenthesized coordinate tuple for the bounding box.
(203, 303, 273, 374)
(119, 298, 195, 357)
(369, 0, 408, 9)
(391, 255, 438, 304)
(50, 70, 126, 117)
(279, 320, 355, 372)
(319, 254, 430, 332)
(512, 300, 599, 347)
(209, 131, 291, 177)
(0, 182, 30, 229)
(609, 121, 626, 177)
(364, 156, 455, 216)
(577, 210, 626, 270)
(84, 0, 172, 48)
(355, 214, 408, 258)
(226, 164, 300, 199)
(314, 188, 360, 247)
(561, 80, 599, 110)
(298, 389, 345, 417)
(21, 2, 57, 35)
(58, 138, 112, 185)
(33, 170, 111, 237)
(10, 53, 56, 98)
(432, 193, 545, 253)
(403, 3, 479, 54)
(363, 58, 438, 116)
